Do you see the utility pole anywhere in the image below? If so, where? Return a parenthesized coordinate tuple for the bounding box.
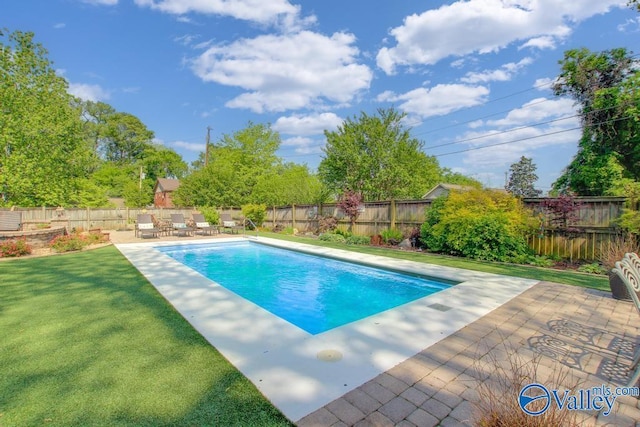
(204, 126, 212, 166)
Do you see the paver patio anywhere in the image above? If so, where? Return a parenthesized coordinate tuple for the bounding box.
(298, 282, 640, 426)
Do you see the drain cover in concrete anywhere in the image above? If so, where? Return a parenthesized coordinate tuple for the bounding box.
(317, 349, 343, 362)
(428, 303, 452, 312)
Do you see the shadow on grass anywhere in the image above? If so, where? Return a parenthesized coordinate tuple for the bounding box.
(0, 246, 292, 426)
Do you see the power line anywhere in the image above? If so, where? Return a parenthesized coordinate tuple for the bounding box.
(433, 114, 634, 158)
(425, 103, 620, 150)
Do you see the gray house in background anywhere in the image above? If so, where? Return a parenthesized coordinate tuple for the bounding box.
(422, 183, 475, 200)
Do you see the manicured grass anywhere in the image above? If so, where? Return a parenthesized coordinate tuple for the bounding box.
(259, 232, 610, 291)
(0, 246, 292, 427)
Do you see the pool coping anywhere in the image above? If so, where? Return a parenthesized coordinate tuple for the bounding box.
(115, 236, 539, 422)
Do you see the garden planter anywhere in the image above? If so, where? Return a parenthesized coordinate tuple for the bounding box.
(609, 270, 632, 301)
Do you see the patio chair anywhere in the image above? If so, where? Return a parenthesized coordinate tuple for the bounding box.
(220, 213, 244, 234)
(192, 213, 218, 236)
(612, 258, 640, 386)
(171, 214, 194, 237)
(136, 214, 159, 238)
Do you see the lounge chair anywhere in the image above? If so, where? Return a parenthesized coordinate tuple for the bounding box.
(220, 213, 244, 234)
(171, 214, 194, 237)
(612, 255, 640, 386)
(136, 214, 159, 238)
(192, 213, 218, 236)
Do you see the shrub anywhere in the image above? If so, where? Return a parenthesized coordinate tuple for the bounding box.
(334, 228, 352, 238)
(345, 235, 370, 245)
(420, 196, 448, 251)
(317, 215, 338, 234)
(472, 341, 581, 427)
(197, 206, 220, 225)
(0, 239, 32, 257)
(50, 234, 89, 252)
(241, 204, 267, 228)
(381, 228, 404, 245)
(420, 189, 535, 261)
(578, 263, 607, 275)
(599, 233, 639, 270)
(318, 233, 346, 243)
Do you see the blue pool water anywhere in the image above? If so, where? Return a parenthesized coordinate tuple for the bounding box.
(157, 242, 454, 334)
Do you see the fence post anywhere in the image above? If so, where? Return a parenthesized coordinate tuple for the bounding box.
(390, 199, 396, 229)
(292, 204, 296, 230)
(86, 207, 91, 230)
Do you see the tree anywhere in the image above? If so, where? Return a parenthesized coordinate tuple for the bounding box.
(337, 189, 363, 230)
(552, 48, 640, 190)
(505, 156, 542, 197)
(319, 108, 441, 201)
(103, 112, 154, 163)
(551, 132, 629, 196)
(251, 163, 326, 206)
(173, 122, 282, 207)
(0, 30, 90, 206)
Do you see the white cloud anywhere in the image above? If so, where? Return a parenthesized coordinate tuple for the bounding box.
(457, 97, 580, 168)
(133, 0, 312, 30)
(378, 84, 489, 119)
(173, 140, 205, 152)
(376, 0, 623, 74)
(174, 34, 199, 46)
(461, 57, 533, 83)
(53, 23, 66, 29)
(484, 97, 576, 127)
(273, 113, 343, 136)
(191, 31, 372, 113)
(281, 136, 321, 154)
(67, 83, 110, 101)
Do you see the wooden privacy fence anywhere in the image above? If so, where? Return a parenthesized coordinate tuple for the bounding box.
(2, 196, 628, 260)
(527, 228, 625, 262)
(0, 207, 242, 231)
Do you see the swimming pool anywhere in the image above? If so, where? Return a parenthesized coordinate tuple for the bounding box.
(158, 241, 455, 334)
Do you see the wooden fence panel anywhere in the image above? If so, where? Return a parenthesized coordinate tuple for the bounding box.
(526, 228, 622, 261)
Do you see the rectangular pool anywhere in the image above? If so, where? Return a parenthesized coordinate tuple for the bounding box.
(158, 241, 456, 334)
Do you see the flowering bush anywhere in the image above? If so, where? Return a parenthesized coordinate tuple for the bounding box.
(49, 231, 108, 253)
(0, 239, 32, 257)
(50, 234, 88, 252)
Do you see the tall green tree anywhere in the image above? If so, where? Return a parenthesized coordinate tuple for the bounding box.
(0, 30, 90, 206)
(173, 122, 281, 207)
(103, 112, 154, 163)
(505, 156, 542, 197)
(251, 163, 326, 206)
(319, 108, 441, 201)
(552, 48, 640, 192)
(551, 132, 629, 196)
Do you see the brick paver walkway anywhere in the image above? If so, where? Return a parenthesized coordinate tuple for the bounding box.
(297, 282, 640, 426)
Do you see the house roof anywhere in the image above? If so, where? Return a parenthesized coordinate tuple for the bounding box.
(154, 178, 180, 193)
(422, 183, 475, 199)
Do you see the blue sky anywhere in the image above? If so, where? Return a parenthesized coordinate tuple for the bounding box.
(4, 0, 640, 193)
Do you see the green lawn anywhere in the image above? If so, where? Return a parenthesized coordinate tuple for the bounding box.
(0, 246, 292, 427)
(258, 232, 610, 291)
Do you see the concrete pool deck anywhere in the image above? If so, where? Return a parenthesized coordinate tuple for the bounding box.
(113, 234, 561, 424)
